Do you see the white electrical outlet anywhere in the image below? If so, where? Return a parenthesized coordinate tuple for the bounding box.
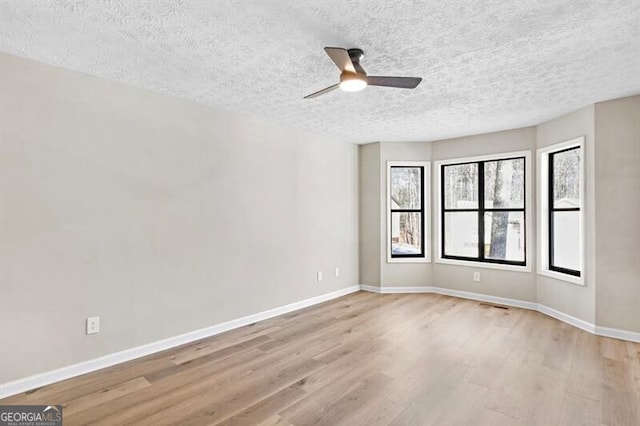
(86, 316, 100, 335)
(473, 272, 481, 282)
(317, 271, 323, 282)
(335, 267, 340, 277)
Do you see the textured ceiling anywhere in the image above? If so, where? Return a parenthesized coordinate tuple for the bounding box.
(1, 0, 639, 143)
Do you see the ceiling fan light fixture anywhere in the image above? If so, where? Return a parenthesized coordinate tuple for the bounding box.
(304, 47, 422, 99)
(339, 73, 367, 92)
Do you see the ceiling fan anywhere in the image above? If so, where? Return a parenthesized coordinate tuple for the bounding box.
(304, 47, 422, 99)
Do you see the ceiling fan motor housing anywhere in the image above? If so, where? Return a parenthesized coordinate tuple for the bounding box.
(347, 48, 365, 63)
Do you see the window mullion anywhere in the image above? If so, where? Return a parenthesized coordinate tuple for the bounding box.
(441, 163, 446, 258)
(442, 208, 480, 212)
(478, 161, 485, 260)
(420, 166, 425, 258)
(550, 207, 580, 212)
(548, 152, 555, 270)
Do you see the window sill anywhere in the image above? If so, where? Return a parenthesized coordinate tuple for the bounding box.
(387, 257, 431, 264)
(435, 257, 531, 272)
(537, 268, 584, 286)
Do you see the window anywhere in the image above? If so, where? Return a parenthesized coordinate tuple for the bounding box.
(387, 161, 430, 262)
(538, 137, 584, 283)
(439, 154, 527, 267)
(549, 147, 581, 276)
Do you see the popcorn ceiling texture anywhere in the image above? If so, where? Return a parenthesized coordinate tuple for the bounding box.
(0, 0, 638, 143)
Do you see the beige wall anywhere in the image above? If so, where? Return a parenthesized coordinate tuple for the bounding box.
(379, 142, 433, 287)
(358, 101, 639, 333)
(431, 127, 538, 303)
(0, 53, 358, 384)
(357, 142, 433, 287)
(358, 143, 381, 286)
(594, 95, 640, 332)
(431, 127, 536, 162)
(536, 105, 596, 323)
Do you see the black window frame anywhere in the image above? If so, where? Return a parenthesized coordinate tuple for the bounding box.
(548, 146, 581, 277)
(441, 156, 526, 266)
(389, 165, 425, 259)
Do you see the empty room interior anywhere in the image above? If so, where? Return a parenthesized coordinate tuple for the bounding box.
(1, 1, 639, 425)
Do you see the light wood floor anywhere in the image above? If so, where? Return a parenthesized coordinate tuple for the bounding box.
(2, 291, 639, 425)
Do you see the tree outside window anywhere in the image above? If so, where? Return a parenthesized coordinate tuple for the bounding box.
(389, 164, 427, 259)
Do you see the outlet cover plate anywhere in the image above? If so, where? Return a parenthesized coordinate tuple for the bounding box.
(86, 316, 100, 335)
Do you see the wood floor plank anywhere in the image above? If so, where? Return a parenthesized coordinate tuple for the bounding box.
(486, 365, 567, 425)
(64, 347, 267, 425)
(558, 392, 602, 426)
(567, 329, 606, 401)
(282, 372, 393, 426)
(542, 322, 579, 373)
(171, 334, 272, 367)
(473, 408, 522, 426)
(1, 291, 638, 425)
(4, 355, 174, 405)
(388, 402, 429, 426)
(602, 356, 640, 426)
(214, 382, 308, 426)
(256, 414, 294, 426)
(147, 358, 324, 426)
(170, 328, 278, 365)
(430, 382, 491, 426)
(61, 376, 151, 417)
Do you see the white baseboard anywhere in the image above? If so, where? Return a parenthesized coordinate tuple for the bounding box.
(359, 284, 639, 343)
(536, 303, 595, 334)
(358, 284, 381, 293)
(429, 287, 538, 311)
(359, 285, 431, 294)
(359, 285, 537, 310)
(0, 285, 360, 400)
(594, 325, 640, 343)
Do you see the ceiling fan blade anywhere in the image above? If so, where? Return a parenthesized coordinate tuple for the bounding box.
(304, 83, 340, 99)
(367, 76, 422, 89)
(324, 47, 356, 73)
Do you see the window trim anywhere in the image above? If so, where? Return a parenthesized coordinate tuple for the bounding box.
(386, 161, 431, 263)
(537, 137, 585, 285)
(435, 150, 532, 272)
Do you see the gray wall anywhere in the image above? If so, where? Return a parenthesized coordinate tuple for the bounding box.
(431, 127, 537, 303)
(536, 106, 596, 323)
(358, 142, 381, 286)
(379, 142, 433, 287)
(0, 53, 358, 383)
(357, 142, 433, 288)
(594, 95, 640, 332)
(358, 101, 639, 333)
